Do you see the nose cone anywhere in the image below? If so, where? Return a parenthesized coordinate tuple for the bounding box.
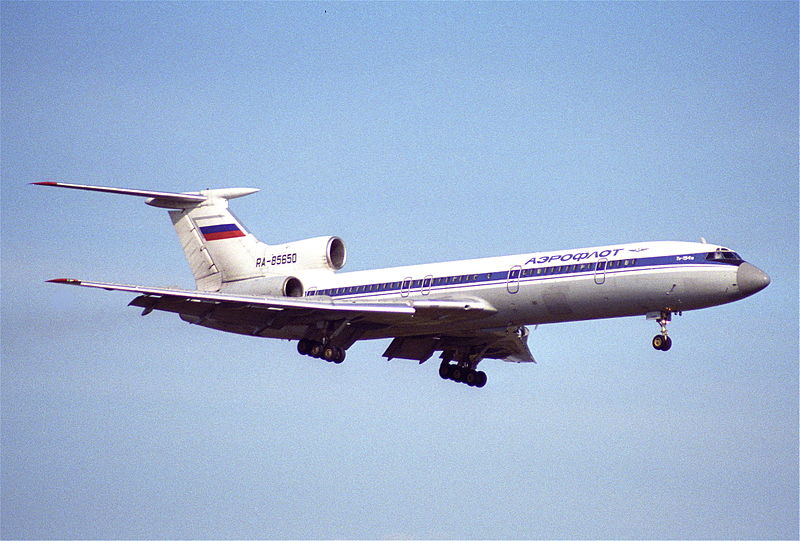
(737, 262, 771, 298)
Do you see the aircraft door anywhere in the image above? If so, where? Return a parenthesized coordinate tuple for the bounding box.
(594, 259, 607, 285)
(400, 277, 412, 297)
(507, 266, 521, 294)
(421, 275, 433, 296)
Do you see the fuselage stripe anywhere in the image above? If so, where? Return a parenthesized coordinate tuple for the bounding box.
(306, 253, 742, 300)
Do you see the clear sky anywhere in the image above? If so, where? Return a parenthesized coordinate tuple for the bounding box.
(2, 2, 797, 539)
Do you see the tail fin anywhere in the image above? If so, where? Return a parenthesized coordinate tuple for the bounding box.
(33, 182, 267, 291)
(168, 188, 266, 291)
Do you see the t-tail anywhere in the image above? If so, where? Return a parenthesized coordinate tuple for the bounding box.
(32, 182, 346, 294)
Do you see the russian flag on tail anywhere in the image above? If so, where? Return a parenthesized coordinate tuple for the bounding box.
(199, 223, 245, 241)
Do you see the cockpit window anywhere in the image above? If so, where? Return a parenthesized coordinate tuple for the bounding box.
(706, 250, 743, 262)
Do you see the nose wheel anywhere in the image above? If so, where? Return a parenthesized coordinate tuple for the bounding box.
(652, 334, 672, 351)
(650, 311, 673, 351)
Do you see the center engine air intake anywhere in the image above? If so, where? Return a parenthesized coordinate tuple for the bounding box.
(326, 236, 346, 270)
(271, 235, 346, 271)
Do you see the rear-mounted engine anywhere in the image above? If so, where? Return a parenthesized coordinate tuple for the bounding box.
(222, 275, 304, 297)
(267, 235, 346, 271)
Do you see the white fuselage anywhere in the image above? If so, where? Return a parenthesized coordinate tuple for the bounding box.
(240, 240, 762, 341)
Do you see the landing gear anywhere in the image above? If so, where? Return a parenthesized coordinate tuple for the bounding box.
(652, 334, 672, 351)
(439, 360, 487, 388)
(649, 310, 673, 351)
(297, 338, 345, 364)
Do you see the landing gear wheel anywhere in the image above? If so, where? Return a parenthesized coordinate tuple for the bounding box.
(297, 338, 313, 355)
(298, 340, 345, 363)
(333, 347, 346, 364)
(438, 359, 487, 388)
(652, 335, 672, 351)
(322, 346, 346, 363)
(465, 370, 477, 386)
(323, 346, 338, 362)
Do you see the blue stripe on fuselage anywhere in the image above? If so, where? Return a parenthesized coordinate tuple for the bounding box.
(307, 253, 740, 298)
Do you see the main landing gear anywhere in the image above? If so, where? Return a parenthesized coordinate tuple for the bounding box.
(439, 361, 488, 387)
(297, 338, 346, 364)
(438, 346, 489, 388)
(650, 310, 673, 351)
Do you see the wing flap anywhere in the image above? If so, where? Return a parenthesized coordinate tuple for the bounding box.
(382, 326, 536, 364)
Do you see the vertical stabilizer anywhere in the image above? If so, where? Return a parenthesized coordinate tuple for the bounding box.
(168, 188, 266, 291)
(169, 210, 223, 291)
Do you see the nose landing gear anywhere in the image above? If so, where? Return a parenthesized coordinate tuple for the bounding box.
(649, 311, 673, 351)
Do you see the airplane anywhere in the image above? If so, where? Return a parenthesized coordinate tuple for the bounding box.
(34, 181, 771, 388)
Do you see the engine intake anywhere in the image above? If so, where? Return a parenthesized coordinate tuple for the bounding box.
(265, 235, 347, 272)
(326, 236, 346, 270)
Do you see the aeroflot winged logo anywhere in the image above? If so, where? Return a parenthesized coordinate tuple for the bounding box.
(199, 224, 245, 241)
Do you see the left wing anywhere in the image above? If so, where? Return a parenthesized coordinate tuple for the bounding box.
(46, 278, 496, 329)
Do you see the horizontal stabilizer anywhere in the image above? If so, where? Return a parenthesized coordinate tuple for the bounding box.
(32, 181, 207, 207)
(32, 182, 260, 209)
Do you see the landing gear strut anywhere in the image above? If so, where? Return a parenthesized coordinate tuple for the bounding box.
(297, 338, 345, 364)
(650, 311, 673, 351)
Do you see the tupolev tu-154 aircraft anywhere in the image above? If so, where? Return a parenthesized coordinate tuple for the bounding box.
(36, 182, 770, 388)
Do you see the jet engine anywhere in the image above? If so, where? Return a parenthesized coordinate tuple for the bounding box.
(263, 236, 346, 272)
(222, 275, 304, 297)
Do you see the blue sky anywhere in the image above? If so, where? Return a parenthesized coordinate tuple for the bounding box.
(2, 2, 797, 539)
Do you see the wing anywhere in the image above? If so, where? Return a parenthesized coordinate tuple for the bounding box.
(46, 278, 497, 336)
